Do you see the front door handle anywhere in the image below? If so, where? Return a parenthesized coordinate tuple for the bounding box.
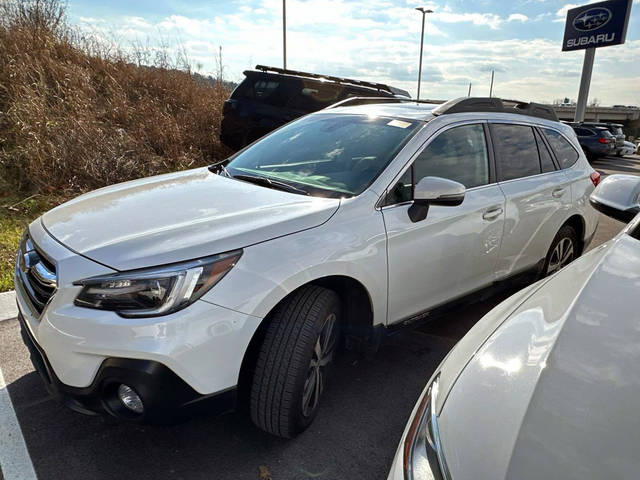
(482, 207, 504, 221)
(552, 188, 566, 198)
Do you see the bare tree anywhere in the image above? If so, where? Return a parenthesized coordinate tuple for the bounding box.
(214, 45, 225, 84)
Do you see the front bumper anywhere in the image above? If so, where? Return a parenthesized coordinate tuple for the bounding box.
(18, 313, 236, 422)
(14, 219, 263, 420)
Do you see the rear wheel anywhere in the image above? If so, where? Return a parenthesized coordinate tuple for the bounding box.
(250, 285, 341, 438)
(543, 225, 578, 277)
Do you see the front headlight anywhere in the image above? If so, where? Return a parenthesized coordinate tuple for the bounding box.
(74, 250, 242, 317)
(403, 374, 450, 480)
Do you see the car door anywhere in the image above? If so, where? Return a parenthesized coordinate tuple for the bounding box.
(490, 122, 572, 279)
(382, 122, 506, 325)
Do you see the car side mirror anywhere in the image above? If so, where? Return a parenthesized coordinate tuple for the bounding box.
(409, 176, 466, 223)
(590, 174, 640, 223)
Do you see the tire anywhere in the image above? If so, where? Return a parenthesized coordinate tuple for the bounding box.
(250, 285, 341, 438)
(542, 225, 578, 277)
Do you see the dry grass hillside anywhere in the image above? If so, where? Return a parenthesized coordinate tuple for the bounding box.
(0, 0, 233, 291)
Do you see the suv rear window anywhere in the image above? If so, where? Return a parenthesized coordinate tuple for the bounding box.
(491, 124, 541, 181)
(543, 128, 579, 169)
(231, 76, 285, 106)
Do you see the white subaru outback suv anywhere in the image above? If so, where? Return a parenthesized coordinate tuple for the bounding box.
(15, 97, 599, 438)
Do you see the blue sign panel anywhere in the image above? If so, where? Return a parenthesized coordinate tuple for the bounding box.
(562, 0, 633, 51)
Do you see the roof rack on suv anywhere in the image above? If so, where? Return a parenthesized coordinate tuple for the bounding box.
(325, 96, 443, 109)
(254, 65, 410, 97)
(325, 96, 559, 122)
(432, 97, 559, 122)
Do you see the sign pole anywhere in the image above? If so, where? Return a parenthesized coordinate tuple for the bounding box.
(283, 0, 287, 69)
(575, 47, 595, 122)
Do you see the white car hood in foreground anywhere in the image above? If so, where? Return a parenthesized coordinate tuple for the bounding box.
(41, 167, 340, 270)
(439, 232, 640, 480)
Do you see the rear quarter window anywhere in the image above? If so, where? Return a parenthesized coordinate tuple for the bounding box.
(543, 128, 580, 169)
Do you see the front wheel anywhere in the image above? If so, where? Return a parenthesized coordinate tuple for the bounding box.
(542, 225, 578, 277)
(250, 285, 341, 438)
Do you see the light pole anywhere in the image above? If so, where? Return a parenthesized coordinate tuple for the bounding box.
(283, 0, 287, 69)
(415, 7, 433, 101)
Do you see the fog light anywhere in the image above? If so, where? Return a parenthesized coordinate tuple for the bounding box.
(117, 384, 144, 414)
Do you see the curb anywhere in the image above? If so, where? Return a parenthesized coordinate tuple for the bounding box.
(0, 291, 17, 322)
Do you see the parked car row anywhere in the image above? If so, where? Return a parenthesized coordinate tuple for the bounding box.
(572, 125, 616, 160)
(389, 173, 640, 480)
(569, 121, 634, 161)
(15, 96, 600, 439)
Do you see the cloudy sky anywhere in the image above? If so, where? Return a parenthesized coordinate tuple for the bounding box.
(68, 0, 640, 105)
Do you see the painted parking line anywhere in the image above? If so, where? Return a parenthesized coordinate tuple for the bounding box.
(0, 291, 18, 323)
(0, 365, 37, 480)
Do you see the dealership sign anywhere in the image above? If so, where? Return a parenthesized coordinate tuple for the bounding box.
(562, 0, 633, 51)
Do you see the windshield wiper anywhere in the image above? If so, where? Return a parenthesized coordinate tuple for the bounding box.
(233, 174, 309, 196)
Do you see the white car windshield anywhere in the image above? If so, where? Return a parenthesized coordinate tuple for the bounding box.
(226, 114, 421, 198)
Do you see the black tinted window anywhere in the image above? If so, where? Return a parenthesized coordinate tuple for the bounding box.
(492, 124, 541, 181)
(286, 82, 342, 111)
(231, 76, 286, 106)
(543, 128, 579, 169)
(535, 130, 556, 173)
(574, 128, 593, 136)
(413, 124, 489, 189)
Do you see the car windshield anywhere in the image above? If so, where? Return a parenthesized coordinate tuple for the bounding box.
(226, 114, 421, 198)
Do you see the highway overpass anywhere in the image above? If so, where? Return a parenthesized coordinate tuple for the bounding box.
(550, 105, 640, 123)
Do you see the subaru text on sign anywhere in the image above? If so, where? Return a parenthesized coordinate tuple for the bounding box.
(562, 0, 633, 51)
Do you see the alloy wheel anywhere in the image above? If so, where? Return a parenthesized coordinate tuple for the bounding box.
(547, 237, 575, 275)
(301, 313, 337, 418)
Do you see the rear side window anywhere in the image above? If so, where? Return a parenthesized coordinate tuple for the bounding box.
(413, 124, 490, 189)
(491, 124, 541, 181)
(534, 130, 556, 173)
(286, 82, 342, 111)
(543, 128, 579, 169)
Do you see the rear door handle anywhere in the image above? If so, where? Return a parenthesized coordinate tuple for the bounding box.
(552, 188, 566, 198)
(482, 207, 504, 221)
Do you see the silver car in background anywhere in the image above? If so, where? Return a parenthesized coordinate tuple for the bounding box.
(389, 174, 640, 480)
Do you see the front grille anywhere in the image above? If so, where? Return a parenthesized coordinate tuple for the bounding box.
(16, 234, 57, 314)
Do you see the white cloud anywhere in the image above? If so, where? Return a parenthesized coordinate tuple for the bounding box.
(508, 14, 529, 22)
(435, 11, 504, 29)
(69, 0, 640, 106)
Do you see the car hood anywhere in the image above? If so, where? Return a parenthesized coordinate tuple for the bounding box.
(42, 167, 340, 270)
(438, 233, 640, 480)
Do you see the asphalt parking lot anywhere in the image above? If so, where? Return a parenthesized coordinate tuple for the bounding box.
(0, 154, 638, 480)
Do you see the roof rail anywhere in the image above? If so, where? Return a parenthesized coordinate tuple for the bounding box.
(252, 65, 411, 98)
(325, 96, 444, 109)
(432, 97, 559, 122)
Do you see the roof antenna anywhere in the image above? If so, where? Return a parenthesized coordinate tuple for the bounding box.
(468, 83, 472, 97)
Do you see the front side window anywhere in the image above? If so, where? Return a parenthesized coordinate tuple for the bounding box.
(543, 128, 579, 169)
(413, 124, 490, 189)
(492, 124, 542, 181)
(227, 114, 420, 197)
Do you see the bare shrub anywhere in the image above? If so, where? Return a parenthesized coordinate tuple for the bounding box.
(0, 0, 232, 196)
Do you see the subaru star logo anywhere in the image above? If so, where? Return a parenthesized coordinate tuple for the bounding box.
(573, 7, 612, 31)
